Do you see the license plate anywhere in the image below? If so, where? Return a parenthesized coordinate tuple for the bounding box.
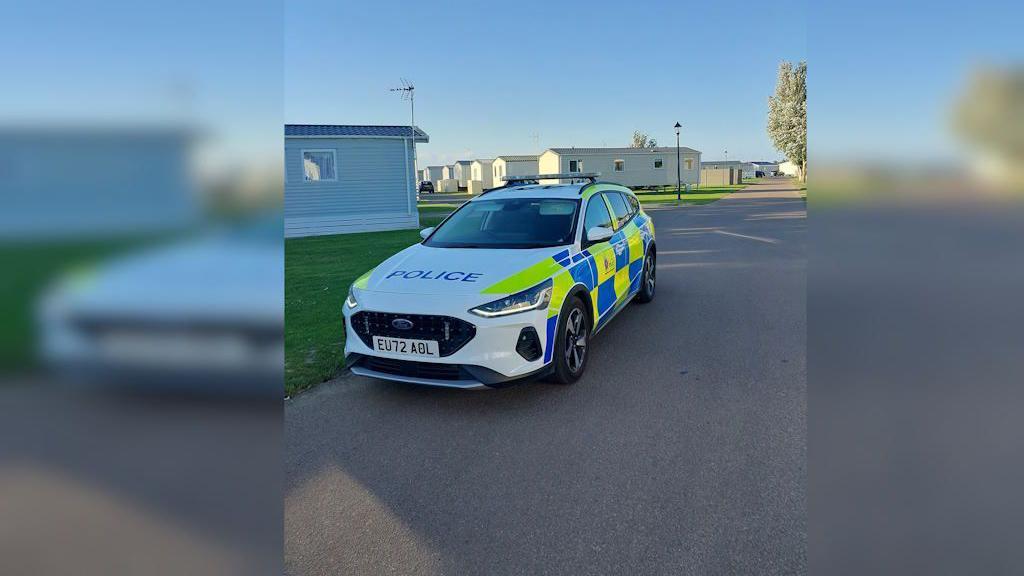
(372, 336, 439, 358)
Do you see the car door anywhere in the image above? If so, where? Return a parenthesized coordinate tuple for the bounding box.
(582, 193, 618, 323)
(623, 193, 646, 294)
(602, 191, 639, 303)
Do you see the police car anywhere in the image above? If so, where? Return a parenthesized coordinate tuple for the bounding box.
(343, 173, 656, 388)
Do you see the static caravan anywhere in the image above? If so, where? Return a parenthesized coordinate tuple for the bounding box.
(701, 160, 744, 171)
(538, 147, 701, 187)
(284, 124, 428, 237)
(423, 165, 445, 183)
(779, 160, 800, 177)
(452, 160, 473, 189)
(750, 161, 780, 175)
(492, 155, 539, 184)
(442, 164, 456, 180)
(470, 158, 495, 189)
(0, 127, 198, 238)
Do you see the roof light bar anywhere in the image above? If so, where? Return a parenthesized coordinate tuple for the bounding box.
(501, 172, 601, 184)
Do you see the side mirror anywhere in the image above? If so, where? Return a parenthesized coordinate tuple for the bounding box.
(419, 227, 435, 240)
(586, 226, 614, 243)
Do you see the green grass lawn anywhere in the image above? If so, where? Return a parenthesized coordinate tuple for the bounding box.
(285, 207, 453, 395)
(631, 184, 745, 206)
(417, 203, 463, 216)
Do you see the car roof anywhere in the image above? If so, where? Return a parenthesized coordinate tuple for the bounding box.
(474, 182, 632, 201)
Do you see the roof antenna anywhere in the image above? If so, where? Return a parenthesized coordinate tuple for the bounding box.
(390, 78, 418, 192)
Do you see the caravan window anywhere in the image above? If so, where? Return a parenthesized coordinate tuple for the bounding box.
(614, 159, 625, 172)
(302, 150, 337, 182)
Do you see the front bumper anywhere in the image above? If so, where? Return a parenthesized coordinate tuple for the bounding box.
(347, 354, 552, 389)
(343, 291, 555, 388)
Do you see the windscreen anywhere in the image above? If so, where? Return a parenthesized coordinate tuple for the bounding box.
(425, 198, 580, 248)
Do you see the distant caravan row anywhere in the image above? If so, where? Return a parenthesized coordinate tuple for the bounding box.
(421, 147, 703, 193)
(284, 124, 784, 237)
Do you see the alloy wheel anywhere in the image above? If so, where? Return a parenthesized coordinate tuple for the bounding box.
(645, 254, 656, 293)
(564, 308, 587, 374)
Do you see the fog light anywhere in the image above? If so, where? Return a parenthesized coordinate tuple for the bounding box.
(516, 327, 542, 361)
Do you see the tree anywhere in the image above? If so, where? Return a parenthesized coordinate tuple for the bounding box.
(631, 131, 658, 148)
(952, 66, 1024, 187)
(767, 61, 807, 181)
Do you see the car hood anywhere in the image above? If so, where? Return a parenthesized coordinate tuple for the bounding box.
(361, 243, 570, 296)
(45, 236, 283, 324)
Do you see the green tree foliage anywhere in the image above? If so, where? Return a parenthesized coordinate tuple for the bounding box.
(952, 66, 1024, 186)
(767, 61, 807, 181)
(631, 131, 658, 148)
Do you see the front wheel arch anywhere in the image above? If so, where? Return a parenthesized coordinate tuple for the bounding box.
(564, 283, 594, 326)
(546, 292, 592, 385)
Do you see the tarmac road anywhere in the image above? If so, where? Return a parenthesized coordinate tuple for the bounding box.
(285, 179, 807, 575)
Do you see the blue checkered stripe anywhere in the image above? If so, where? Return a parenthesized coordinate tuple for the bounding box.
(541, 217, 653, 361)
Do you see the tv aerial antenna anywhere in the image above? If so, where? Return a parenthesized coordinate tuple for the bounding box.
(390, 78, 420, 190)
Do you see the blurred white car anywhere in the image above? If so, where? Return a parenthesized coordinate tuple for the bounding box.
(38, 216, 283, 394)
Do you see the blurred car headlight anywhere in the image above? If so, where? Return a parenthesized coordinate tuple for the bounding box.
(469, 279, 553, 318)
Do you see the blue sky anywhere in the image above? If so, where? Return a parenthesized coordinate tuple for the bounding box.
(5, 0, 1019, 173)
(810, 0, 1024, 163)
(1, 1, 283, 177)
(285, 0, 807, 165)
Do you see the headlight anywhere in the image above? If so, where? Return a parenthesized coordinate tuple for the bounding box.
(345, 285, 359, 309)
(469, 279, 552, 317)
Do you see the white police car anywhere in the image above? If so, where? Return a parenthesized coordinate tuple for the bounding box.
(343, 173, 656, 388)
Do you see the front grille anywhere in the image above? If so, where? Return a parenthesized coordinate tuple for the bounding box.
(361, 356, 464, 381)
(350, 312, 476, 357)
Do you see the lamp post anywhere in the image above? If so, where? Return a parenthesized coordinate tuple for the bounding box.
(674, 122, 682, 201)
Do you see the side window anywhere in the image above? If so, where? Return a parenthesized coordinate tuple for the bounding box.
(614, 159, 624, 172)
(626, 194, 640, 215)
(583, 196, 614, 238)
(604, 192, 632, 229)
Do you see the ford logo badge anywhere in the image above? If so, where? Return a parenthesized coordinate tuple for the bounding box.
(391, 318, 414, 330)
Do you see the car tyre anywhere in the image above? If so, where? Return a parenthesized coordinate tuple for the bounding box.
(549, 296, 591, 385)
(636, 249, 656, 303)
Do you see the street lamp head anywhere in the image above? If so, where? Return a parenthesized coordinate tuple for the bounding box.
(674, 122, 681, 134)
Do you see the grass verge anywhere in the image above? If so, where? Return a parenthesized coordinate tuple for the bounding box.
(631, 184, 744, 206)
(284, 208, 452, 395)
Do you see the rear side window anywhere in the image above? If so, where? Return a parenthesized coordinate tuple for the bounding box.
(626, 194, 640, 215)
(583, 196, 614, 234)
(604, 192, 632, 228)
